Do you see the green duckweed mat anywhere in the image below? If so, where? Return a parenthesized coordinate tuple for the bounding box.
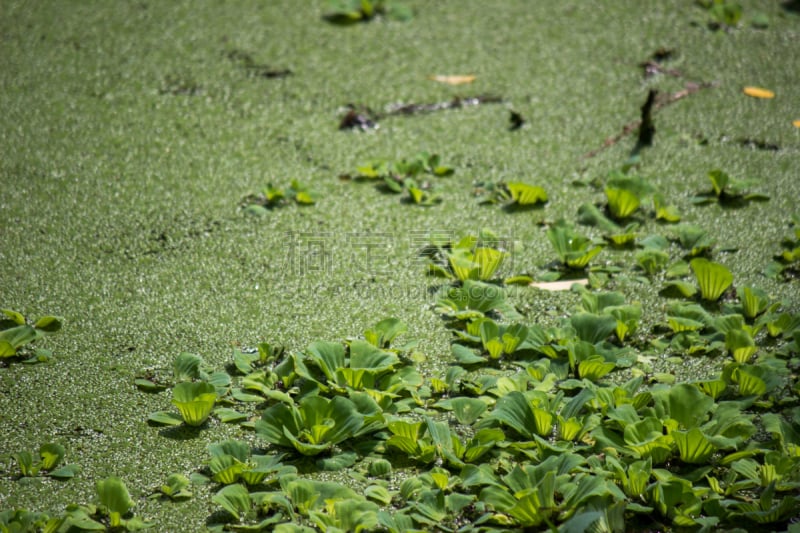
(1, 1, 799, 531)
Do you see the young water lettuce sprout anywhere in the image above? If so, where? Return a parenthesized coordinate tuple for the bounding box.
(10, 443, 79, 479)
(323, 0, 413, 25)
(425, 231, 511, 282)
(696, 0, 743, 30)
(96, 476, 152, 530)
(347, 152, 452, 205)
(242, 180, 317, 215)
(691, 169, 769, 206)
(205, 439, 296, 486)
(475, 181, 548, 210)
(766, 214, 800, 280)
(148, 381, 219, 427)
(151, 473, 193, 501)
(547, 220, 604, 271)
(0, 309, 62, 364)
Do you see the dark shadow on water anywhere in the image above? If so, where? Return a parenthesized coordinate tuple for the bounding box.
(782, 0, 800, 13)
(158, 425, 204, 440)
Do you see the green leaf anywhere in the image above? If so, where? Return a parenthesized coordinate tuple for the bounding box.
(306, 340, 345, 382)
(1, 309, 26, 325)
(450, 397, 488, 425)
(160, 473, 192, 500)
(96, 477, 133, 526)
(148, 411, 184, 426)
(50, 464, 80, 479)
(474, 247, 506, 281)
(134, 378, 168, 393)
(578, 356, 616, 381)
(0, 325, 40, 351)
(212, 484, 251, 521)
(733, 366, 767, 397)
(691, 258, 733, 301)
(13, 451, 38, 476)
(173, 352, 204, 381)
(570, 313, 618, 344)
(673, 428, 716, 464)
(171, 381, 218, 426)
(726, 328, 757, 363)
(451, 343, 486, 365)
(364, 484, 393, 506)
(208, 440, 250, 462)
(738, 286, 769, 319)
(0, 339, 16, 357)
(709, 169, 730, 196)
(32, 315, 63, 333)
(658, 383, 714, 429)
(364, 317, 407, 348)
(483, 390, 537, 440)
(507, 182, 548, 206)
(605, 187, 640, 219)
(547, 220, 604, 269)
(38, 443, 64, 471)
(214, 407, 248, 424)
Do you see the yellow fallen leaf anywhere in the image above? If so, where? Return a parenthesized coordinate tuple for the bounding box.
(743, 86, 775, 99)
(793, 120, 800, 128)
(428, 74, 476, 85)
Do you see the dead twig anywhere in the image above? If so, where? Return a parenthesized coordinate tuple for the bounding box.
(582, 81, 719, 159)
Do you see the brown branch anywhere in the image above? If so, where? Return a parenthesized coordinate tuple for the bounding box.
(582, 81, 719, 159)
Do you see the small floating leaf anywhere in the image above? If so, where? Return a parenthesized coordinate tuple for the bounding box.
(428, 74, 476, 85)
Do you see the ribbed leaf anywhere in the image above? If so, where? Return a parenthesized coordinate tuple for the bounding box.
(673, 428, 717, 464)
(171, 382, 217, 426)
(306, 341, 345, 382)
(690, 258, 733, 301)
(38, 443, 64, 471)
(473, 247, 506, 280)
(212, 484, 251, 521)
(507, 182, 548, 205)
(96, 477, 133, 524)
(606, 187, 640, 219)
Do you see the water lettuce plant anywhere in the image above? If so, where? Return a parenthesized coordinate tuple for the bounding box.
(255, 395, 368, 456)
(691, 257, 734, 301)
(696, 0, 743, 29)
(148, 381, 219, 427)
(243, 180, 317, 214)
(547, 220, 604, 271)
(692, 169, 769, 206)
(0, 309, 62, 363)
(151, 473, 192, 501)
(347, 151, 453, 205)
(435, 280, 522, 322)
(475, 180, 548, 209)
(9, 442, 79, 479)
(204, 440, 296, 487)
(323, 0, 413, 24)
(424, 231, 512, 282)
(291, 339, 422, 407)
(767, 214, 800, 280)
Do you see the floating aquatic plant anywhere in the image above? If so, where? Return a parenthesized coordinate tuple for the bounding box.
(547, 220, 604, 270)
(692, 169, 769, 206)
(0, 309, 62, 364)
(691, 258, 734, 301)
(10, 443, 79, 479)
(242, 180, 318, 215)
